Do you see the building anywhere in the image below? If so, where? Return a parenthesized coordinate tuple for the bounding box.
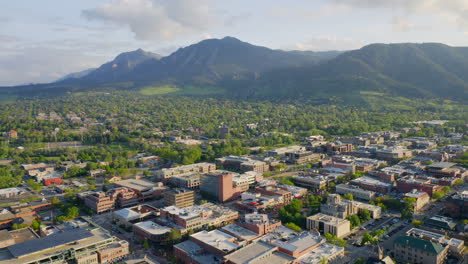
(0, 188, 26, 199)
(163, 188, 195, 208)
(238, 213, 282, 236)
(133, 220, 172, 243)
(425, 215, 457, 230)
(306, 213, 350, 238)
(221, 224, 260, 243)
(236, 192, 285, 212)
(190, 230, 242, 256)
(321, 194, 381, 219)
(159, 203, 238, 232)
(224, 240, 295, 264)
(215, 156, 269, 173)
(324, 142, 353, 155)
(335, 184, 376, 201)
(83, 188, 138, 214)
(444, 191, 468, 219)
(426, 162, 468, 178)
(156, 162, 216, 179)
(406, 228, 465, 258)
(285, 151, 321, 165)
(393, 235, 448, 264)
(255, 186, 293, 205)
(3, 130, 18, 139)
(375, 147, 412, 161)
(170, 173, 202, 189)
(396, 176, 444, 196)
(0, 226, 129, 264)
(0, 228, 39, 248)
(200, 170, 244, 202)
(112, 204, 159, 227)
(266, 145, 305, 157)
(277, 184, 308, 198)
(219, 124, 230, 139)
(114, 179, 168, 201)
(351, 176, 393, 194)
(404, 190, 430, 211)
(174, 240, 220, 264)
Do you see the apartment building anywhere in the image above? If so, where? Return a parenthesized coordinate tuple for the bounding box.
(306, 213, 350, 238)
(404, 190, 430, 211)
(163, 188, 195, 208)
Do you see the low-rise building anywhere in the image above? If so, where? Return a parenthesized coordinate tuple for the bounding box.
(133, 220, 172, 243)
(238, 213, 282, 236)
(163, 188, 195, 208)
(425, 215, 457, 231)
(0, 188, 26, 199)
(255, 186, 293, 205)
(335, 184, 376, 201)
(190, 230, 242, 257)
(375, 147, 412, 161)
(285, 151, 321, 165)
(216, 156, 269, 173)
(224, 240, 295, 264)
(0, 226, 129, 264)
(393, 235, 448, 264)
(83, 188, 138, 214)
(306, 213, 350, 238)
(426, 162, 468, 178)
(396, 176, 444, 196)
(321, 194, 381, 219)
(156, 162, 216, 179)
(170, 172, 201, 189)
(351, 176, 393, 194)
(404, 190, 430, 211)
(115, 179, 168, 201)
(266, 145, 305, 157)
(444, 191, 468, 219)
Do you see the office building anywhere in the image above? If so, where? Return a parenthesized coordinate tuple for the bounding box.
(156, 162, 216, 179)
(393, 235, 448, 264)
(163, 188, 195, 208)
(306, 213, 350, 238)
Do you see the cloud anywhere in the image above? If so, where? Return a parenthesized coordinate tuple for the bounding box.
(391, 16, 413, 32)
(332, 0, 468, 30)
(290, 36, 364, 51)
(82, 0, 219, 41)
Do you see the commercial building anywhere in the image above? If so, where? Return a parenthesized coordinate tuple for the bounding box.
(220, 224, 260, 243)
(174, 240, 221, 264)
(224, 240, 295, 264)
(255, 186, 293, 205)
(425, 215, 457, 230)
(159, 203, 238, 232)
(393, 235, 448, 264)
(406, 228, 465, 258)
(236, 192, 285, 212)
(215, 156, 269, 173)
(321, 194, 381, 219)
(238, 213, 282, 236)
(114, 179, 168, 201)
(444, 191, 468, 219)
(266, 145, 305, 157)
(277, 184, 308, 198)
(163, 188, 195, 208)
(133, 221, 172, 243)
(404, 190, 430, 211)
(351, 176, 393, 194)
(200, 170, 241, 202)
(170, 172, 201, 189)
(306, 213, 350, 238)
(0, 188, 26, 199)
(0, 226, 129, 264)
(0, 228, 39, 248)
(190, 230, 242, 256)
(426, 162, 468, 178)
(285, 151, 321, 165)
(335, 184, 376, 201)
(375, 147, 412, 161)
(293, 175, 329, 190)
(156, 162, 216, 179)
(112, 204, 159, 227)
(83, 188, 138, 214)
(396, 176, 444, 196)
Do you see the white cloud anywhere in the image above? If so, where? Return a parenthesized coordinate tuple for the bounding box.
(332, 0, 468, 30)
(291, 36, 364, 51)
(391, 16, 413, 32)
(82, 0, 219, 41)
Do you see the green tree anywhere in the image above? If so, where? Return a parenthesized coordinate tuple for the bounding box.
(66, 206, 80, 219)
(142, 239, 150, 249)
(285, 222, 302, 232)
(343, 193, 354, 201)
(31, 219, 41, 232)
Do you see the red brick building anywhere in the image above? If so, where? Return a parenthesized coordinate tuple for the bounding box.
(396, 177, 444, 196)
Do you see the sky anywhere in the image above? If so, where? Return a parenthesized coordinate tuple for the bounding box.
(1, 0, 468, 86)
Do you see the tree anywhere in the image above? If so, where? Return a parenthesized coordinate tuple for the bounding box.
(168, 228, 181, 242)
(354, 258, 365, 264)
(324, 233, 347, 247)
(50, 197, 61, 206)
(346, 215, 361, 229)
(285, 222, 302, 232)
(66, 206, 80, 219)
(343, 193, 354, 201)
(31, 219, 41, 232)
(358, 209, 371, 222)
(412, 220, 423, 228)
(361, 232, 377, 246)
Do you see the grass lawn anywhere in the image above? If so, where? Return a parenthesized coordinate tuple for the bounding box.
(139, 85, 180, 95)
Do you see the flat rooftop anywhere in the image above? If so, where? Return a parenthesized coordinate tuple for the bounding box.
(191, 230, 239, 252)
(134, 221, 171, 235)
(221, 224, 259, 241)
(297, 242, 344, 264)
(273, 231, 323, 253)
(307, 213, 349, 225)
(427, 162, 456, 169)
(115, 179, 156, 191)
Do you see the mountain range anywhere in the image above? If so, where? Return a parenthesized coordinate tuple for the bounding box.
(3, 37, 468, 101)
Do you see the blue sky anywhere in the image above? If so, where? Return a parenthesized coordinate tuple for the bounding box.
(1, 0, 468, 85)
